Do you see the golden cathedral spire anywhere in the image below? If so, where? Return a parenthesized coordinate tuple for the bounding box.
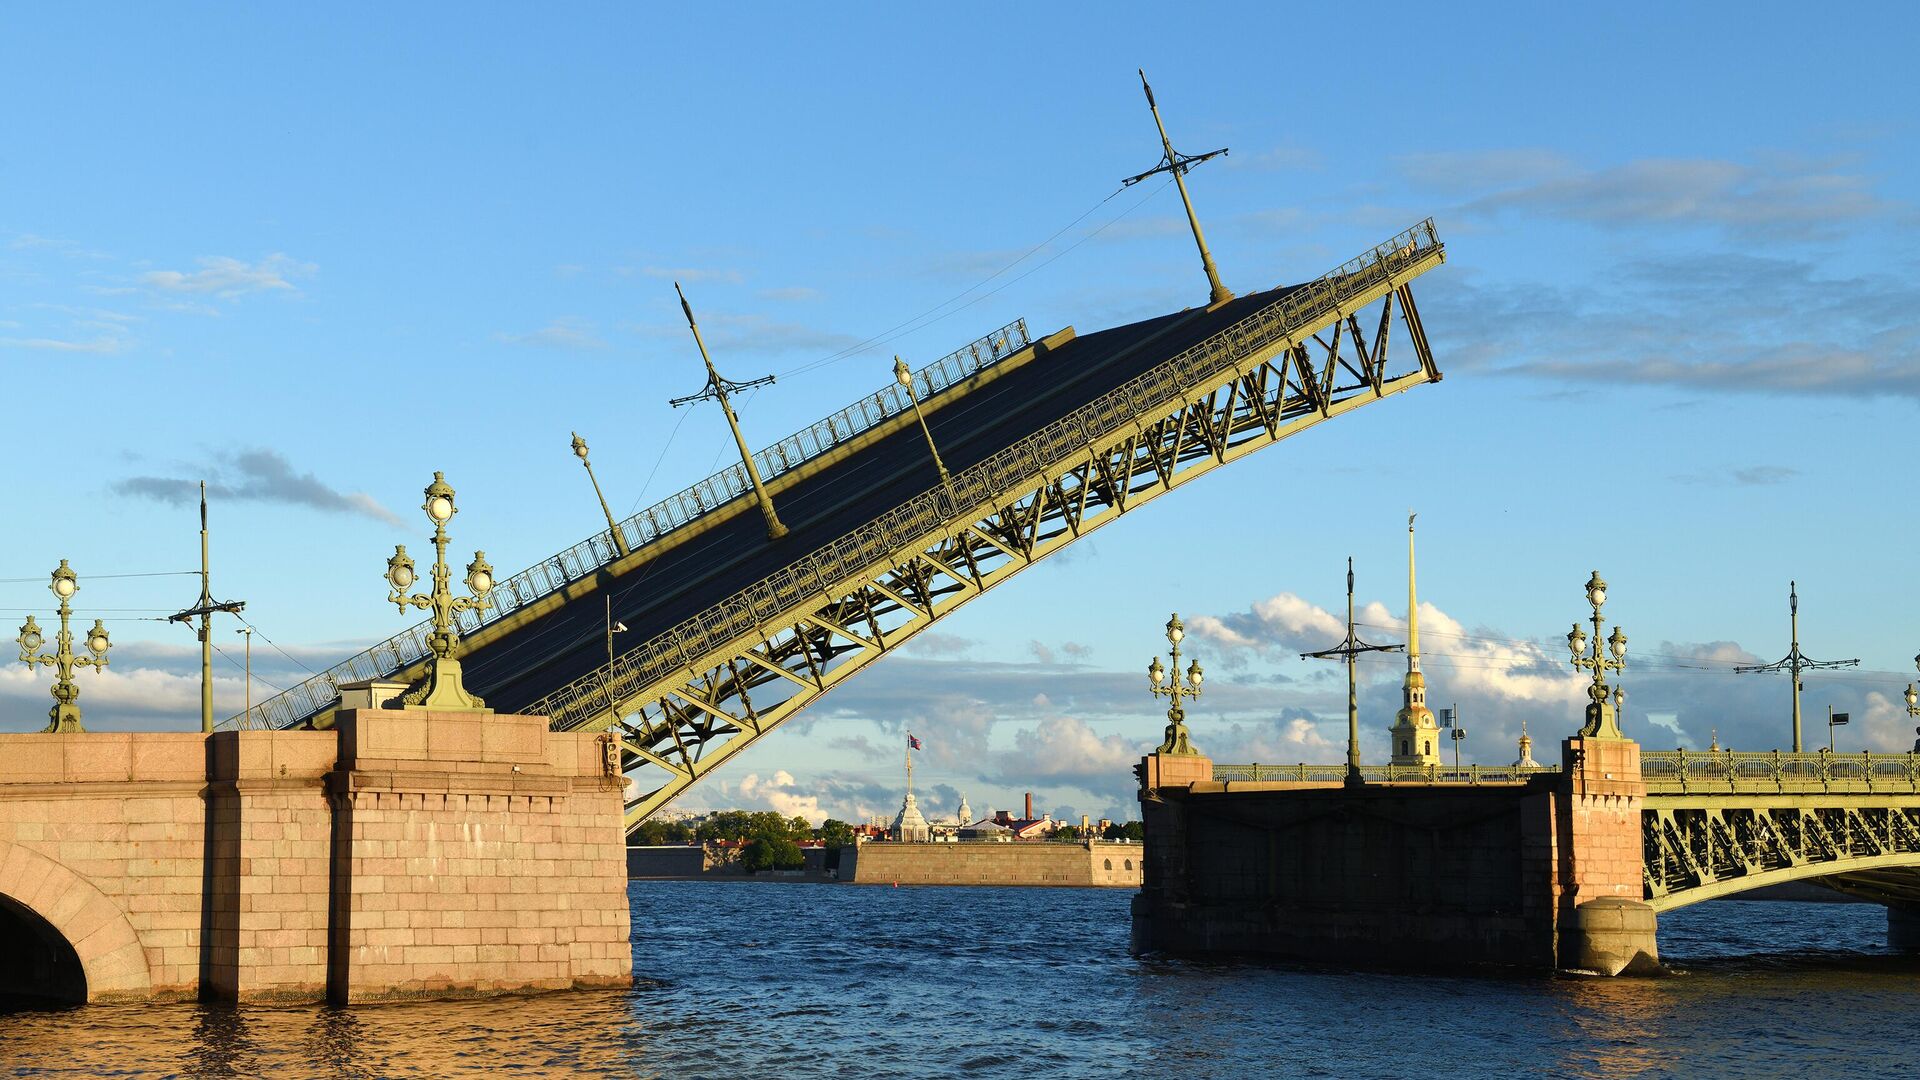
(1406, 512, 1420, 666)
(1390, 512, 1442, 768)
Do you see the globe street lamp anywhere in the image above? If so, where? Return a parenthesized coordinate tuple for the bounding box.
(1567, 570, 1628, 739)
(387, 471, 495, 710)
(893, 356, 951, 487)
(1148, 612, 1204, 755)
(16, 560, 111, 733)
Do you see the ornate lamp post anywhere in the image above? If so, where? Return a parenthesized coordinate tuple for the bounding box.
(570, 432, 629, 557)
(1566, 571, 1628, 739)
(1906, 653, 1919, 752)
(893, 356, 950, 486)
(1148, 613, 1204, 755)
(385, 471, 495, 710)
(16, 560, 111, 733)
(1449, 720, 1467, 773)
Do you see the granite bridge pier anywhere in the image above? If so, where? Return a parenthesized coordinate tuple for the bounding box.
(1133, 733, 1920, 975)
(0, 693, 631, 1005)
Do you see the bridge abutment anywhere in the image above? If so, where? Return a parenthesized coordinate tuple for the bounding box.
(0, 710, 632, 1005)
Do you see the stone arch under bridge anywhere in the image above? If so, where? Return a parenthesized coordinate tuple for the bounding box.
(0, 839, 152, 1004)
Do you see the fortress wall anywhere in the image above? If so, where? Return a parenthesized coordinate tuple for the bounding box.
(839, 841, 1142, 887)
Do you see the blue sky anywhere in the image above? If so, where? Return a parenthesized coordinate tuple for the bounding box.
(3, 5, 1917, 823)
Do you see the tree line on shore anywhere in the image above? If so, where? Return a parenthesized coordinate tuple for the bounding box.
(633, 811, 1143, 871)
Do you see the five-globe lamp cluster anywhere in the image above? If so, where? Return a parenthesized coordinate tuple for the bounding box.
(385, 471, 495, 710)
(1147, 613, 1204, 756)
(1567, 570, 1628, 739)
(15, 559, 111, 733)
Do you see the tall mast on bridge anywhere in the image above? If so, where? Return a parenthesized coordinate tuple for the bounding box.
(1122, 69, 1233, 308)
(668, 283, 789, 541)
(1302, 557, 1403, 787)
(1735, 581, 1858, 753)
(168, 482, 245, 732)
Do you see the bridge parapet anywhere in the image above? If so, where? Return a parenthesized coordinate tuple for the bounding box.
(1643, 749, 1920, 795)
(1211, 762, 1555, 785)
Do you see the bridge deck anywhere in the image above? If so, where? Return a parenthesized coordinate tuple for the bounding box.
(462, 288, 1307, 713)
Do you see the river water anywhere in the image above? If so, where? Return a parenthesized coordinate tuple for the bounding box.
(3, 883, 1916, 1078)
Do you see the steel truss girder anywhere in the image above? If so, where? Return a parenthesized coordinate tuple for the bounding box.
(522, 229, 1447, 836)
(1643, 799, 1920, 911)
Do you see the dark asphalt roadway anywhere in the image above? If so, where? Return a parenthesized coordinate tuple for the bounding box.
(462, 283, 1302, 712)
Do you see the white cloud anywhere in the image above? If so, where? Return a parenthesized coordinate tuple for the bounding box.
(736, 770, 829, 825)
(0, 334, 124, 354)
(139, 254, 313, 298)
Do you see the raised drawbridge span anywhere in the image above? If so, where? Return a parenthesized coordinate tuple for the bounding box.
(230, 219, 1449, 834)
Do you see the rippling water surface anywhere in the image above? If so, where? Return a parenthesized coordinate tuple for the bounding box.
(4, 883, 1917, 1078)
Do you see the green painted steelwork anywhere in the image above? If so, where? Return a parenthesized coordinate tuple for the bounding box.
(1642, 749, 1920, 795)
(529, 220, 1449, 832)
(1211, 763, 1551, 785)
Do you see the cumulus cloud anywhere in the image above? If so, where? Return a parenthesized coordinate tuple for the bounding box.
(735, 770, 827, 825)
(113, 447, 402, 526)
(1189, 592, 1350, 664)
(140, 254, 313, 298)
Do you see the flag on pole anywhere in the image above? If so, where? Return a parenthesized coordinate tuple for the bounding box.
(908, 735, 922, 750)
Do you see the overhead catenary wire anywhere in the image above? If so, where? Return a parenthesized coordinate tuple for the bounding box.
(0, 570, 199, 583)
(233, 615, 322, 677)
(773, 185, 1126, 380)
(211, 640, 287, 695)
(776, 179, 1172, 382)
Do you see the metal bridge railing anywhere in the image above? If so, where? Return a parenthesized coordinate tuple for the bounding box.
(226, 317, 1031, 731)
(1211, 762, 1555, 785)
(1642, 749, 1920, 794)
(530, 219, 1446, 732)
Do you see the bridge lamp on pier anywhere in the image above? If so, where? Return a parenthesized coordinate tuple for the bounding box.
(385, 471, 495, 711)
(1905, 653, 1918, 751)
(1567, 571, 1628, 739)
(15, 560, 111, 733)
(1148, 613, 1204, 755)
(893, 356, 950, 487)
(570, 432, 629, 557)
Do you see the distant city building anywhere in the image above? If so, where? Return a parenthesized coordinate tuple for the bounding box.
(891, 791, 931, 842)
